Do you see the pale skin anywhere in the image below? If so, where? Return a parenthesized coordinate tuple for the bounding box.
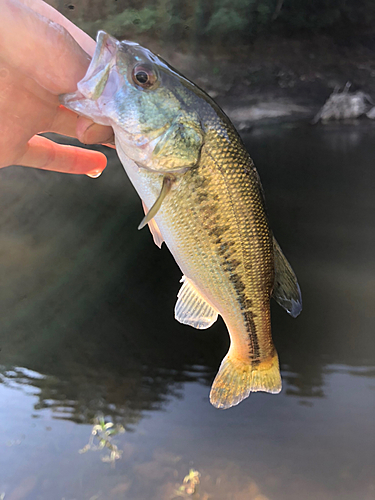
(0, 0, 114, 176)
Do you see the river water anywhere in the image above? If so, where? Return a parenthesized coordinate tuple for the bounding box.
(0, 122, 374, 500)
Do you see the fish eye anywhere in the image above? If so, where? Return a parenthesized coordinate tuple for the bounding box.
(132, 64, 157, 89)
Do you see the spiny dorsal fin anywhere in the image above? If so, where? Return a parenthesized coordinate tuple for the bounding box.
(138, 175, 174, 230)
(142, 201, 164, 248)
(272, 237, 302, 318)
(175, 276, 218, 330)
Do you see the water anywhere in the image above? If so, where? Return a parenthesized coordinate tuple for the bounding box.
(0, 123, 374, 500)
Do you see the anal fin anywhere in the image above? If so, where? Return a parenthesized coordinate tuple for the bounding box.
(175, 276, 218, 330)
(272, 237, 302, 318)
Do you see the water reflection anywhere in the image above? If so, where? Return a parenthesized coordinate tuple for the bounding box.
(0, 125, 374, 499)
(0, 125, 374, 409)
(0, 143, 220, 422)
(0, 362, 208, 426)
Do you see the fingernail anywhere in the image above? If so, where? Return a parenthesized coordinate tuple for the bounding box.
(81, 123, 95, 144)
(86, 169, 103, 178)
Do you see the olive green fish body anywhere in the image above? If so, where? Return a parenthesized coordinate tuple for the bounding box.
(61, 31, 302, 409)
(119, 112, 280, 408)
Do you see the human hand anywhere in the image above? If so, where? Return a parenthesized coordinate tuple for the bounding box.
(0, 0, 114, 176)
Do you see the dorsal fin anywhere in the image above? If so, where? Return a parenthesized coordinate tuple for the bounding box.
(142, 201, 164, 248)
(175, 276, 218, 329)
(272, 237, 302, 318)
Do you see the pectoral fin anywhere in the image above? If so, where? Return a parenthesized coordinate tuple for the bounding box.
(142, 201, 164, 248)
(272, 237, 302, 318)
(138, 175, 174, 230)
(175, 276, 218, 329)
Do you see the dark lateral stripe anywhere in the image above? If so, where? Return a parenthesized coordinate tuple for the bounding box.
(228, 270, 260, 363)
(244, 309, 261, 365)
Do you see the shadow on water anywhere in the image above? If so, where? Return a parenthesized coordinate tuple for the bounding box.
(0, 143, 226, 424)
(0, 124, 374, 499)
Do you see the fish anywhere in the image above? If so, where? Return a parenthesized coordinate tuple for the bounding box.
(61, 31, 302, 409)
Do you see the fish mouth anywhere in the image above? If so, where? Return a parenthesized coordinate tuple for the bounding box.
(59, 31, 123, 124)
(60, 32, 119, 105)
(76, 31, 118, 100)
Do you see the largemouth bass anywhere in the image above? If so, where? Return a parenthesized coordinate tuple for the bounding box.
(61, 31, 302, 409)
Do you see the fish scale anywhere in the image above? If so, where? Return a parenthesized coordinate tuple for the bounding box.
(154, 126, 275, 365)
(61, 31, 302, 409)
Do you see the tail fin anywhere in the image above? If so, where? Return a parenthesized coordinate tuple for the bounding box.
(209, 352, 282, 409)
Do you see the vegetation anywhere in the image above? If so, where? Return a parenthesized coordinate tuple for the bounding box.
(62, 0, 375, 46)
(175, 468, 201, 497)
(79, 415, 125, 466)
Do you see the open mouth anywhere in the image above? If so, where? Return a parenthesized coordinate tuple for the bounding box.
(59, 31, 123, 123)
(76, 31, 119, 100)
(60, 31, 119, 109)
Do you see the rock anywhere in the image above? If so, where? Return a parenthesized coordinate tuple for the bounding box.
(313, 83, 373, 123)
(226, 101, 309, 126)
(366, 106, 375, 119)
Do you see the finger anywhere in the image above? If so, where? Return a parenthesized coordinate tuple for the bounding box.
(48, 107, 115, 147)
(0, 0, 91, 94)
(19, 0, 96, 56)
(76, 116, 114, 145)
(17, 135, 107, 176)
(0, 59, 55, 132)
(48, 105, 81, 138)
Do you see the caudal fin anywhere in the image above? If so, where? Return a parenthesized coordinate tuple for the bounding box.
(209, 353, 282, 409)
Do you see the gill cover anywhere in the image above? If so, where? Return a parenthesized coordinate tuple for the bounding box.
(152, 116, 203, 171)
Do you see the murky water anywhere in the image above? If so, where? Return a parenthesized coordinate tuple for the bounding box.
(0, 123, 374, 500)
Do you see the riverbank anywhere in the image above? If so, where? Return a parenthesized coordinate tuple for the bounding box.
(155, 34, 375, 128)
